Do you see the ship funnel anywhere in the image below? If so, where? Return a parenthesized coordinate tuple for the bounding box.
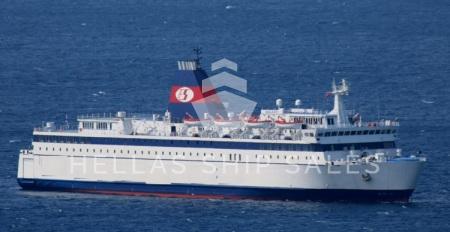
(168, 59, 209, 122)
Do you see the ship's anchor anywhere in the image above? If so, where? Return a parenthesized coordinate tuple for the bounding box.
(362, 172, 372, 182)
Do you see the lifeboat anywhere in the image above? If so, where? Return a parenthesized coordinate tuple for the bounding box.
(183, 114, 208, 126)
(213, 114, 241, 127)
(275, 117, 302, 129)
(243, 117, 272, 128)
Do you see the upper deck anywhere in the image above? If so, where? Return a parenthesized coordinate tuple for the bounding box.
(33, 79, 399, 145)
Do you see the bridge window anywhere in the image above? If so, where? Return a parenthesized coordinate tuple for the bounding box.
(82, 122, 94, 129)
(96, 122, 108, 130)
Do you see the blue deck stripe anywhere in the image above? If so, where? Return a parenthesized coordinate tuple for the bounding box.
(33, 135, 394, 152)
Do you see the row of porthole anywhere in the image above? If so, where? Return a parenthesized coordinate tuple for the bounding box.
(37, 146, 321, 162)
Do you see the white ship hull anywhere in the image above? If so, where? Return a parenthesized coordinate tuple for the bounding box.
(17, 142, 424, 201)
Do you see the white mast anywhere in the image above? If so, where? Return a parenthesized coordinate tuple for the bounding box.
(329, 79, 349, 126)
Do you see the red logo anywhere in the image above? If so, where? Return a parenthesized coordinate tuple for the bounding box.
(175, 87, 195, 103)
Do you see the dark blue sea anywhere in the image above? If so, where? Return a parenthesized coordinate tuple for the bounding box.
(1, 0, 449, 231)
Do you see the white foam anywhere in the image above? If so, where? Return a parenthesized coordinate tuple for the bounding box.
(421, 99, 434, 104)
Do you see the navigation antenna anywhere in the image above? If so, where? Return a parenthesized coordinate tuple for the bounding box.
(193, 47, 202, 66)
(64, 113, 70, 130)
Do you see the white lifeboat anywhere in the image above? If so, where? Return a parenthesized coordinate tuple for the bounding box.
(243, 117, 272, 128)
(214, 114, 241, 127)
(183, 114, 208, 126)
(275, 117, 302, 129)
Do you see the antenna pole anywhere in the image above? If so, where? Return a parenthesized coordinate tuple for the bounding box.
(193, 47, 202, 66)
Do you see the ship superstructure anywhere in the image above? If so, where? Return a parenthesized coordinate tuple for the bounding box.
(17, 58, 425, 201)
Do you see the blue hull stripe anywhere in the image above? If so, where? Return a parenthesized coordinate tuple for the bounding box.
(18, 178, 413, 202)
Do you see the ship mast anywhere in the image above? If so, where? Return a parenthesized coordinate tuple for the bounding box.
(329, 79, 349, 126)
(193, 47, 202, 67)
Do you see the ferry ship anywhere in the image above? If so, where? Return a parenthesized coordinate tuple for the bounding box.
(17, 57, 425, 202)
